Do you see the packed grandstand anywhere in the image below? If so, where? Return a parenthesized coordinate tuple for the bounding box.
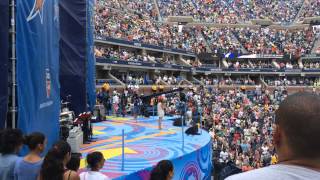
(93, 0, 320, 178)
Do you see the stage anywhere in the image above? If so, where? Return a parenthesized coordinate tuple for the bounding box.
(79, 116, 212, 180)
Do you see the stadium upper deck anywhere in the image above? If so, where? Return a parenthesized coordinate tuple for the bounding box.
(95, 0, 320, 57)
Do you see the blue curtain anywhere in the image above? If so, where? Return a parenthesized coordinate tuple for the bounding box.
(16, 0, 60, 152)
(59, 0, 87, 116)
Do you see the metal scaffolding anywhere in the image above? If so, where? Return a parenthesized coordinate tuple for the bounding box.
(9, 0, 16, 128)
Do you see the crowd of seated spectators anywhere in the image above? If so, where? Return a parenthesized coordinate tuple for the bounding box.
(95, 46, 151, 62)
(125, 74, 146, 85)
(102, 0, 320, 24)
(227, 61, 251, 69)
(229, 0, 304, 23)
(199, 76, 256, 86)
(119, 0, 158, 19)
(219, 77, 257, 86)
(265, 77, 316, 86)
(186, 58, 203, 67)
(95, 0, 319, 56)
(250, 61, 273, 69)
(95, 5, 207, 53)
(202, 27, 241, 54)
(233, 27, 316, 56)
(277, 61, 300, 69)
(205, 87, 287, 176)
(303, 61, 320, 69)
(155, 75, 180, 85)
(158, 0, 197, 19)
(158, 0, 308, 24)
(112, 72, 150, 85)
(188, 0, 239, 23)
(297, 0, 320, 21)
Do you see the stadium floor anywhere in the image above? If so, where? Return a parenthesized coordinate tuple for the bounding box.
(79, 115, 211, 180)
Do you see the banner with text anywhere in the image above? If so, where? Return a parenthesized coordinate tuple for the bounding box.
(17, 0, 60, 151)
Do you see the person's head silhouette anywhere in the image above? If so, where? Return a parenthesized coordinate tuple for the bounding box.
(273, 92, 320, 166)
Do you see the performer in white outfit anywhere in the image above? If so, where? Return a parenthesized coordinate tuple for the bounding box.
(157, 97, 165, 130)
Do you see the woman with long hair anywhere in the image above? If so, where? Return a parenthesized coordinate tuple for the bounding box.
(150, 160, 174, 180)
(39, 140, 80, 180)
(14, 132, 46, 180)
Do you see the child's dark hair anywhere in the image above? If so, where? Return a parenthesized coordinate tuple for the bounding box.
(86, 151, 104, 170)
(66, 153, 81, 171)
(150, 160, 174, 180)
(24, 132, 45, 150)
(0, 128, 24, 155)
(40, 140, 71, 180)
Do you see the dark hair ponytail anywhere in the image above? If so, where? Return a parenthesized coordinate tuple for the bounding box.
(40, 140, 71, 180)
(0, 129, 24, 155)
(150, 160, 173, 180)
(24, 132, 45, 150)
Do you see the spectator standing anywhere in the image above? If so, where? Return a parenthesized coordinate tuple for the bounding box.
(132, 92, 140, 122)
(157, 97, 165, 130)
(100, 85, 111, 116)
(14, 132, 46, 180)
(66, 153, 81, 172)
(79, 151, 110, 180)
(150, 160, 174, 180)
(112, 92, 120, 116)
(0, 129, 24, 180)
(39, 140, 80, 180)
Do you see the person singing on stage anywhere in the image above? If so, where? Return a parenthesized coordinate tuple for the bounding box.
(157, 96, 165, 130)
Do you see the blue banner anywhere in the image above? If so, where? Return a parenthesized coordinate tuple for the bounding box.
(86, 0, 96, 111)
(16, 0, 60, 151)
(59, 0, 87, 116)
(0, 1, 9, 128)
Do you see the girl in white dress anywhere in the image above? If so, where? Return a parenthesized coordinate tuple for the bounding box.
(157, 97, 165, 130)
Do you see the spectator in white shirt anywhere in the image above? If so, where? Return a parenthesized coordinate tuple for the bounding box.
(220, 149, 229, 163)
(80, 151, 110, 180)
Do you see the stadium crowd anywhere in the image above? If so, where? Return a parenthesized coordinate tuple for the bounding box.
(96, 84, 290, 177)
(297, 0, 320, 21)
(95, 0, 320, 56)
(198, 77, 257, 86)
(201, 87, 281, 174)
(229, 0, 304, 23)
(264, 77, 317, 86)
(95, 46, 151, 62)
(202, 27, 242, 54)
(3, 87, 319, 179)
(233, 27, 316, 56)
(158, 0, 309, 24)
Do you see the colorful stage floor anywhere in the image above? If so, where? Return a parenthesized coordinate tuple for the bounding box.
(79, 116, 212, 180)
